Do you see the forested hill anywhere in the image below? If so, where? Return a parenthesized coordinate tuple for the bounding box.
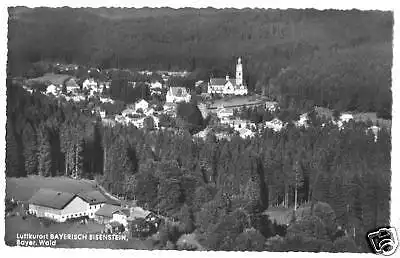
(8, 7, 392, 75)
(8, 8, 393, 116)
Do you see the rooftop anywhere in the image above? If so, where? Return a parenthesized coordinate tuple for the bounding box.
(29, 188, 76, 210)
(95, 204, 122, 218)
(77, 190, 108, 205)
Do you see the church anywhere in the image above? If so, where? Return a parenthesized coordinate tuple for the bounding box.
(207, 57, 248, 96)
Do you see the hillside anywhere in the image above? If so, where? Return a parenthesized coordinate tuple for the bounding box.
(8, 8, 392, 72)
(7, 7, 393, 115)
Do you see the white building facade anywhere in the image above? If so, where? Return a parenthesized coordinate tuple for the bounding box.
(207, 57, 248, 95)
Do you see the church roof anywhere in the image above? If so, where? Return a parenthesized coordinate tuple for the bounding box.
(209, 78, 236, 86)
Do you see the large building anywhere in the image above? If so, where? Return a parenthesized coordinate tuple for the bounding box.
(28, 188, 108, 222)
(207, 57, 248, 96)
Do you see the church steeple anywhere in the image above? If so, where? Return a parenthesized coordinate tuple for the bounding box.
(236, 57, 243, 86)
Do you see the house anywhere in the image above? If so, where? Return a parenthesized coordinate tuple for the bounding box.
(217, 108, 234, 120)
(134, 99, 149, 112)
(28, 189, 105, 222)
(111, 209, 130, 228)
(265, 118, 286, 132)
(46, 84, 59, 95)
(128, 81, 137, 88)
(22, 85, 34, 94)
(100, 97, 114, 104)
(94, 204, 123, 224)
(227, 119, 248, 131)
(150, 81, 163, 90)
(128, 207, 152, 221)
(332, 114, 353, 130)
(207, 58, 248, 96)
(265, 101, 279, 112)
(131, 117, 146, 128)
(340, 113, 354, 123)
(82, 78, 98, 91)
(99, 111, 106, 119)
(195, 80, 204, 88)
(166, 87, 191, 103)
(366, 125, 381, 142)
(64, 78, 80, 93)
(77, 190, 108, 218)
(238, 128, 255, 139)
(294, 113, 309, 128)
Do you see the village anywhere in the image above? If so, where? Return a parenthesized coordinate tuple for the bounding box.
(16, 58, 384, 142)
(5, 57, 386, 249)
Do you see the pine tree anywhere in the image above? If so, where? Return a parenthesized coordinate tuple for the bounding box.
(22, 123, 38, 175)
(37, 123, 52, 177)
(6, 122, 21, 177)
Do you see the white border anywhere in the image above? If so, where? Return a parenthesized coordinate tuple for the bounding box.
(0, 1, 398, 258)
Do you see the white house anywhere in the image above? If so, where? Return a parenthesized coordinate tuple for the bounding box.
(46, 84, 59, 96)
(100, 97, 114, 104)
(28, 189, 107, 222)
(23, 85, 34, 94)
(207, 58, 248, 96)
(134, 99, 149, 112)
(294, 113, 309, 128)
(150, 81, 163, 89)
(111, 210, 130, 228)
(217, 108, 234, 120)
(195, 80, 204, 87)
(265, 101, 279, 112)
(340, 113, 354, 123)
(65, 78, 80, 94)
(99, 110, 106, 119)
(166, 87, 191, 103)
(238, 127, 255, 139)
(228, 119, 248, 131)
(265, 118, 287, 132)
(82, 78, 98, 91)
(366, 125, 381, 142)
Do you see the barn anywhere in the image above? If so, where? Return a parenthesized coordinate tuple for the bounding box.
(28, 188, 108, 222)
(29, 189, 88, 222)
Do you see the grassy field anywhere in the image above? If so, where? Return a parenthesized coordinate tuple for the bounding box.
(6, 176, 98, 202)
(26, 73, 73, 85)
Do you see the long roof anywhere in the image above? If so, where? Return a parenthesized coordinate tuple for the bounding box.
(209, 78, 236, 86)
(128, 207, 152, 220)
(29, 188, 77, 210)
(77, 190, 108, 205)
(95, 204, 122, 218)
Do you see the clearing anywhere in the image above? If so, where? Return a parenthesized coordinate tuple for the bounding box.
(6, 175, 120, 205)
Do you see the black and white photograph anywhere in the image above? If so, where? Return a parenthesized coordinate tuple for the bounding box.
(2, 1, 398, 255)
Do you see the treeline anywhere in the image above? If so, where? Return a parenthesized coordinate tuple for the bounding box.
(269, 45, 392, 119)
(6, 81, 391, 251)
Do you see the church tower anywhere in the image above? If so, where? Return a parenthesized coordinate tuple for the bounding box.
(236, 57, 243, 86)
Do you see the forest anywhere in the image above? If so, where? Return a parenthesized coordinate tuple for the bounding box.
(6, 78, 391, 251)
(8, 7, 393, 115)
